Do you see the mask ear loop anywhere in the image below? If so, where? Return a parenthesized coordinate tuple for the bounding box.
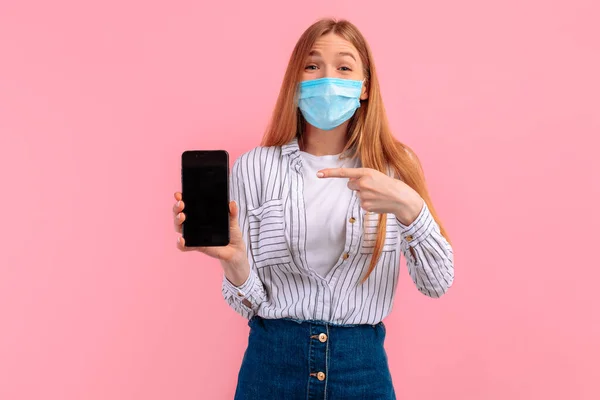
(359, 78, 368, 101)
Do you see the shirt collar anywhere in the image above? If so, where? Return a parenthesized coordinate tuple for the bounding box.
(281, 137, 300, 156)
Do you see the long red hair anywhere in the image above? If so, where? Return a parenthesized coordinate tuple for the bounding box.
(262, 19, 451, 283)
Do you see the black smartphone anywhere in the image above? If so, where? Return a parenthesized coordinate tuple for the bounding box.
(181, 150, 230, 247)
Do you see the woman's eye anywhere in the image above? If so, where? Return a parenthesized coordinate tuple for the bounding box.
(339, 66, 352, 71)
(305, 65, 318, 70)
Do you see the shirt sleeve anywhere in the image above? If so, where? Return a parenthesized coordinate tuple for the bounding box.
(220, 157, 267, 319)
(397, 201, 455, 298)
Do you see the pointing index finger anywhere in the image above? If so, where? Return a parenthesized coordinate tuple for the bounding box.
(317, 168, 366, 179)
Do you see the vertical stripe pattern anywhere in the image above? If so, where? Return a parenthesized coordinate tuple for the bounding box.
(222, 138, 454, 325)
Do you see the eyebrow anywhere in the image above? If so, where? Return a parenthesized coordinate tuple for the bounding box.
(308, 50, 357, 62)
(338, 52, 357, 61)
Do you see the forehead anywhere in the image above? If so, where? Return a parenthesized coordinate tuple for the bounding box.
(309, 33, 359, 57)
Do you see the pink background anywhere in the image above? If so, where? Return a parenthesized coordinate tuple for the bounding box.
(1, 0, 599, 399)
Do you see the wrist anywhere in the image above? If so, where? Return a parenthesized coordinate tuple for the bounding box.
(221, 257, 250, 287)
(394, 194, 424, 226)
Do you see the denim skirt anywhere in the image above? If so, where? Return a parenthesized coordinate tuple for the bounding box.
(234, 316, 396, 400)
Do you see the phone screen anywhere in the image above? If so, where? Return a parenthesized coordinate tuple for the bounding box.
(181, 150, 229, 247)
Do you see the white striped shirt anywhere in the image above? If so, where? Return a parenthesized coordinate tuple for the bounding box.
(221, 138, 454, 325)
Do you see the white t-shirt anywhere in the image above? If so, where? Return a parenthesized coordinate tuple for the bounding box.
(299, 151, 359, 278)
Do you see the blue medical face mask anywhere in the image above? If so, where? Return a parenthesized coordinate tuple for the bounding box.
(297, 77, 364, 131)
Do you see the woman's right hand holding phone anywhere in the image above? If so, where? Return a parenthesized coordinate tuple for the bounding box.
(173, 192, 250, 286)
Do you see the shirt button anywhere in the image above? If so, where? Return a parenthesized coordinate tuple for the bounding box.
(241, 299, 252, 308)
(317, 371, 326, 381)
(237, 291, 244, 297)
(318, 333, 328, 343)
(342, 253, 349, 260)
(405, 235, 414, 242)
(349, 217, 356, 223)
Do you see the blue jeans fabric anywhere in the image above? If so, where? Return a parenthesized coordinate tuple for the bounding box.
(234, 316, 396, 400)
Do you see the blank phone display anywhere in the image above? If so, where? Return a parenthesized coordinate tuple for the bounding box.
(181, 151, 229, 247)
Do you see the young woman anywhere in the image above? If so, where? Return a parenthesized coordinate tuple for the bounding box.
(173, 18, 454, 400)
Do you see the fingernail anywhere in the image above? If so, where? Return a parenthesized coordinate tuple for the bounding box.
(176, 201, 181, 207)
(177, 237, 180, 244)
(317, 172, 324, 178)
